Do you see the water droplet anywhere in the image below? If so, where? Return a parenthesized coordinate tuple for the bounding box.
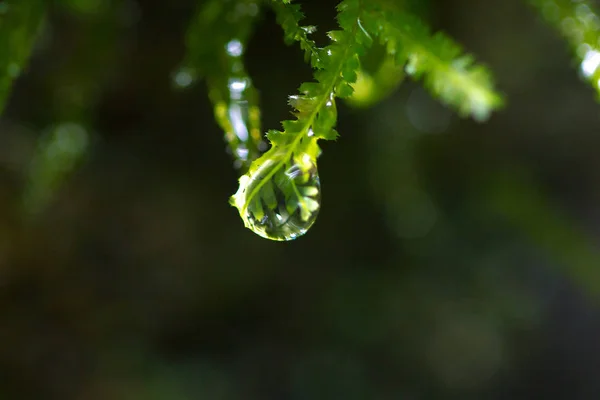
(213, 75, 265, 170)
(257, 141, 268, 151)
(580, 48, 600, 77)
(228, 77, 248, 95)
(232, 151, 321, 241)
(172, 67, 196, 88)
(226, 39, 244, 57)
(227, 101, 249, 142)
(301, 26, 316, 34)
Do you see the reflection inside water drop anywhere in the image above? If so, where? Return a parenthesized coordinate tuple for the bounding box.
(232, 151, 321, 241)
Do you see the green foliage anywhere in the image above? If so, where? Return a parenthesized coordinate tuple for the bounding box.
(530, 0, 600, 98)
(230, 0, 374, 240)
(23, 123, 89, 217)
(271, 0, 320, 68)
(371, 3, 504, 121)
(1, 0, 598, 241)
(230, 0, 505, 240)
(177, 0, 265, 171)
(344, 49, 406, 108)
(0, 0, 45, 116)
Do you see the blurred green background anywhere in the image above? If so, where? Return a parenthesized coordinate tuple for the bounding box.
(2, 0, 600, 398)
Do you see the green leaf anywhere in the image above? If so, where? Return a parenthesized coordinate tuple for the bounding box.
(313, 94, 338, 139)
(231, 0, 504, 239)
(231, 0, 372, 240)
(346, 47, 406, 108)
(529, 0, 600, 99)
(23, 122, 89, 216)
(367, 1, 504, 121)
(0, 0, 46, 116)
(178, 0, 265, 171)
(271, 0, 322, 68)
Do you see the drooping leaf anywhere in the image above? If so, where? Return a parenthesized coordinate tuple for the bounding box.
(231, 0, 505, 240)
(231, 0, 374, 241)
(177, 0, 265, 171)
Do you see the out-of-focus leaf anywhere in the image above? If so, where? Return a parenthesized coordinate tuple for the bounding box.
(346, 51, 405, 108)
(371, 1, 505, 121)
(22, 122, 89, 216)
(176, 0, 265, 171)
(530, 0, 600, 100)
(481, 169, 600, 298)
(0, 0, 45, 115)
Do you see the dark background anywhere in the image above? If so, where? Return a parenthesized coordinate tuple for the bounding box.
(2, 0, 600, 398)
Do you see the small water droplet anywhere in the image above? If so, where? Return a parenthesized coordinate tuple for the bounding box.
(301, 26, 316, 34)
(580, 48, 600, 77)
(226, 39, 244, 57)
(258, 141, 268, 151)
(212, 73, 265, 170)
(172, 67, 196, 88)
(228, 77, 248, 95)
(232, 151, 321, 241)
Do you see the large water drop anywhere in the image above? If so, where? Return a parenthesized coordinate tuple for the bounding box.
(231, 152, 321, 241)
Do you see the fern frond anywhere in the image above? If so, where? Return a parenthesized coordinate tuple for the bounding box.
(368, 1, 504, 121)
(529, 0, 600, 98)
(231, 0, 505, 239)
(231, 0, 372, 240)
(273, 0, 503, 121)
(177, 0, 265, 170)
(270, 0, 321, 68)
(0, 0, 45, 115)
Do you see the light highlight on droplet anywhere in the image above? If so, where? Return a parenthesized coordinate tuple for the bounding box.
(228, 78, 248, 94)
(226, 39, 244, 57)
(580, 48, 600, 77)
